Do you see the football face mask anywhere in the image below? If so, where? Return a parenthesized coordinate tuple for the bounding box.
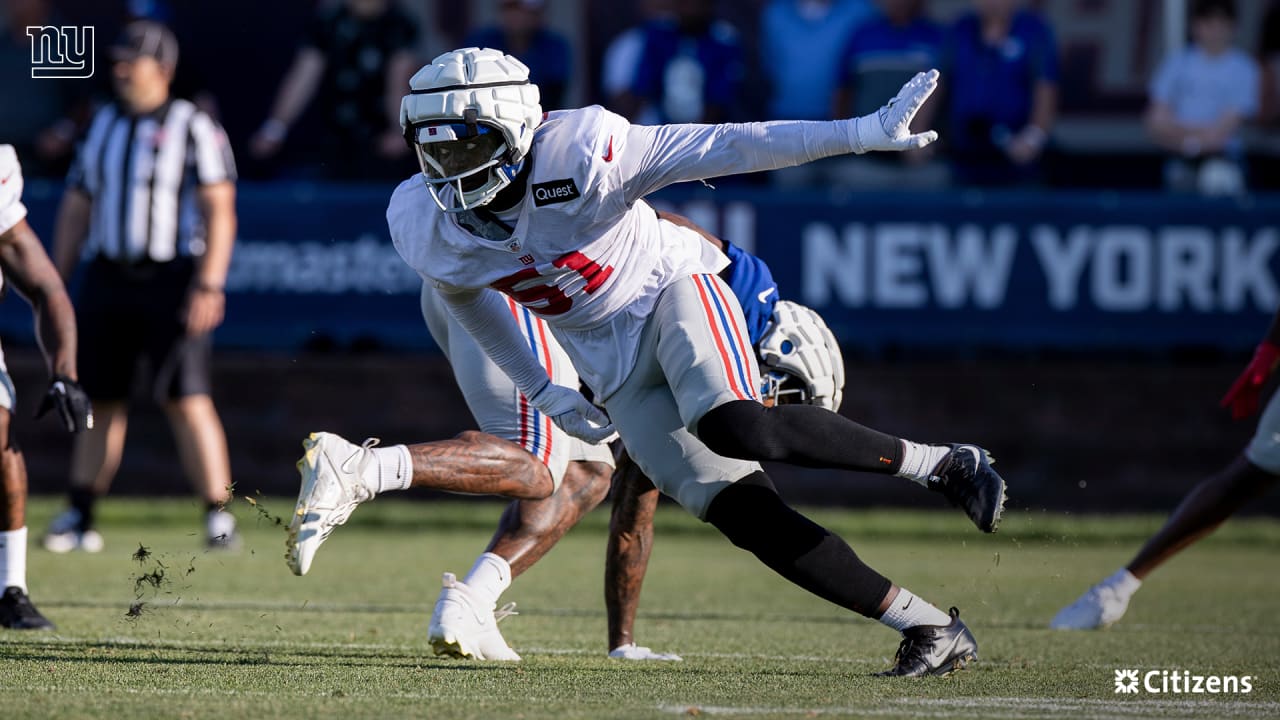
(760, 368, 811, 408)
(413, 119, 515, 211)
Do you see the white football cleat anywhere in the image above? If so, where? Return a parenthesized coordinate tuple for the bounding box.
(428, 572, 521, 661)
(286, 432, 376, 576)
(1050, 582, 1134, 630)
(608, 643, 683, 661)
(42, 509, 104, 554)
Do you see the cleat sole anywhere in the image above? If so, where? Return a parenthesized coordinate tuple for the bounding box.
(285, 433, 324, 576)
(430, 633, 478, 660)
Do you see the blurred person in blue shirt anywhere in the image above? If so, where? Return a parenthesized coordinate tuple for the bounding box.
(830, 0, 946, 189)
(759, 0, 875, 121)
(466, 0, 572, 110)
(1147, 0, 1259, 195)
(601, 0, 673, 121)
(614, 0, 742, 125)
(759, 0, 875, 187)
(940, 0, 1059, 187)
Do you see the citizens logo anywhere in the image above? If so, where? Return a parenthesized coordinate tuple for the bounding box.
(1113, 668, 1253, 695)
(1114, 669, 1140, 694)
(27, 25, 95, 79)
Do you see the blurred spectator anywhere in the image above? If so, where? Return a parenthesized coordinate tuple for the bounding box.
(1257, 0, 1280, 123)
(465, 0, 572, 110)
(759, 0, 874, 188)
(760, 0, 875, 121)
(941, 0, 1059, 187)
(1147, 0, 1258, 196)
(601, 0, 673, 114)
(0, 0, 85, 177)
(831, 0, 946, 189)
(613, 0, 743, 125)
(250, 0, 418, 181)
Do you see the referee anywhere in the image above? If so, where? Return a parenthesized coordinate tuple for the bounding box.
(46, 21, 238, 551)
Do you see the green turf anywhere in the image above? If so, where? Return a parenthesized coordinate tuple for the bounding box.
(1, 497, 1277, 719)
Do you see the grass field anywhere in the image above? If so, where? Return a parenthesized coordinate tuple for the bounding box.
(1, 496, 1278, 720)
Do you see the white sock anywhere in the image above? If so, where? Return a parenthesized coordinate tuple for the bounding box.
(0, 527, 28, 592)
(206, 509, 236, 540)
(361, 444, 413, 495)
(1103, 568, 1142, 597)
(894, 440, 951, 487)
(462, 552, 512, 607)
(878, 588, 952, 632)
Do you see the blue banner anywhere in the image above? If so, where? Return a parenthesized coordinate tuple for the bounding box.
(7, 181, 1277, 352)
(652, 189, 1280, 352)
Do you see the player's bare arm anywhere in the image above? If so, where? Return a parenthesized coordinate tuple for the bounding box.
(0, 219, 78, 382)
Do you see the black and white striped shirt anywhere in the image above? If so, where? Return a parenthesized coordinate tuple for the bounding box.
(67, 99, 236, 263)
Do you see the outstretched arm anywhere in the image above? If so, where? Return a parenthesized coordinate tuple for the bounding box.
(621, 70, 940, 204)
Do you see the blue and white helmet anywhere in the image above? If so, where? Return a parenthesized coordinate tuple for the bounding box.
(400, 48, 543, 212)
(757, 301, 845, 411)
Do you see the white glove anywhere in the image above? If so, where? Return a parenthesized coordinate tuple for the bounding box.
(850, 69, 940, 153)
(527, 380, 615, 444)
(608, 643, 683, 661)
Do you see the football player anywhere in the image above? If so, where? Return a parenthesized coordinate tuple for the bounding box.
(0, 145, 93, 629)
(288, 207, 827, 661)
(1051, 309, 1280, 629)
(382, 48, 1004, 675)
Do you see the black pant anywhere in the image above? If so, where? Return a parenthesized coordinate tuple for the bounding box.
(77, 256, 212, 402)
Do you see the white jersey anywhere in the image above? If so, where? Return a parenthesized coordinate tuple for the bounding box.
(388, 106, 857, 396)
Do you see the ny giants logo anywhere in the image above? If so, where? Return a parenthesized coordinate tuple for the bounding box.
(27, 25, 94, 79)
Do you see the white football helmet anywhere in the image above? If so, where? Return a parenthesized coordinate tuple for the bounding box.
(757, 301, 845, 411)
(399, 47, 543, 212)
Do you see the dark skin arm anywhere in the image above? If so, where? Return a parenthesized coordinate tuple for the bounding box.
(0, 218, 78, 380)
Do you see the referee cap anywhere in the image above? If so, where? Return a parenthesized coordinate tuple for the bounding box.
(111, 20, 179, 69)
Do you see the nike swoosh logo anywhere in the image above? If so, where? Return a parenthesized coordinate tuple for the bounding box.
(901, 596, 913, 611)
(601, 136, 614, 162)
(0, 173, 12, 185)
(757, 287, 776, 303)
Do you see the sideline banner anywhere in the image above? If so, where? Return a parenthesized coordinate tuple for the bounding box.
(8, 183, 1276, 352)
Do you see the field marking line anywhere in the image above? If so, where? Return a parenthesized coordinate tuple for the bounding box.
(30, 598, 1280, 636)
(0, 635, 1138, 670)
(657, 696, 1280, 719)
